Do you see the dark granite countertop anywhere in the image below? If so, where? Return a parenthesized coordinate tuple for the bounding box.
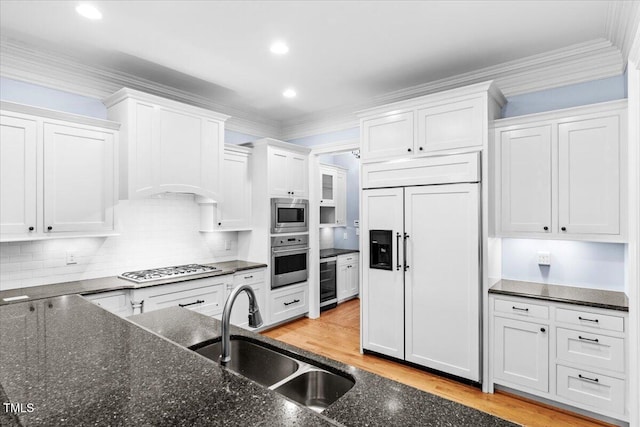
(0, 260, 267, 306)
(489, 279, 629, 312)
(319, 248, 359, 259)
(0, 295, 518, 426)
(130, 307, 518, 427)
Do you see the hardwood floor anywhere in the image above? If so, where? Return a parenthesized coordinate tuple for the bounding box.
(262, 298, 613, 427)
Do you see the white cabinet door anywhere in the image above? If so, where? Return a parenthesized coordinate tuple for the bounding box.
(500, 126, 552, 234)
(336, 262, 349, 301)
(268, 148, 290, 197)
(362, 187, 404, 359)
(558, 116, 620, 236)
(417, 96, 484, 153)
(347, 257, 359, 298)
(0, 115, 37, 235)
(43, 123, 115, 233)
(404, 183, 480, 381)
(217, 149, 251, 230)
(288, 152, 308, 198)
(493, 316, 549, 392)
(319, 166, 336, 206)
(228, 283, 265, 329)
(335, 170, 347, 226)
(361, 111, 414, 161)
(129, 101, 156, 198)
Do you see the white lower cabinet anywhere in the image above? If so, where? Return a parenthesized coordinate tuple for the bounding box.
(269, 282, 308, 325)
(131, 277, 228, 317)
(493, 316, 549, 392)
(490, 294, 628, 421)
(337, 253, 359, 301)
(84, 290, 132, 318)
(224, 269, 266, 329)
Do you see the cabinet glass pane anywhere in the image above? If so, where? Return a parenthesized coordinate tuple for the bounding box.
(322, 174, 333, 200)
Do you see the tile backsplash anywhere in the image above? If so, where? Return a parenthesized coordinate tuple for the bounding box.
(0, 194, 238, 291)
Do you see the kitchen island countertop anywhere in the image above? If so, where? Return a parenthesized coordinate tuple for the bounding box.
(0, 295, 518, 426)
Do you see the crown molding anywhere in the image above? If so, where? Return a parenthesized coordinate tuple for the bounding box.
(280, 39, 624, 140)
(0, 36, 281, 138)
(606, 0, 640, 63)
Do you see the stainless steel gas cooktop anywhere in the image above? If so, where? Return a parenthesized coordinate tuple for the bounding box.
(118, 264, 219, 283)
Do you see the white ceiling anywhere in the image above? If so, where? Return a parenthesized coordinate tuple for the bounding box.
(0, 0, 634, 127)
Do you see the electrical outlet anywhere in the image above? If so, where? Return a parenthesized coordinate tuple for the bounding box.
(343, 232, 348, 240)
(66, 251, 77, 265)
(537, 251, 551, 266)
(356, 228, 360, 236)
(224, 240, 231, 250)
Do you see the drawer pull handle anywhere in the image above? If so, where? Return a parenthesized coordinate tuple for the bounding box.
(512, 306, 529, 312)
(244, 275, 253, 279)
(578, 336, 599, 343)
(578, 316, 599, 323)
(578, 374, 599, 383)
(284, 299, 300, 306)
(178, 299, 205, 308)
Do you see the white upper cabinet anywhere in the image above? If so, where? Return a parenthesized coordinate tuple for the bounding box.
(104, 88, 228, 201)
(500, 125, 552, 234)
(199, 145, 252, 231)
(358, 82, 505, 163)
(0, 115, 37, 235)
(494, 100, 627, 242)
(1, 102, 119, 242)
(43, 124, 115, 233)
(318, 164, 347, 227)
(361, 111, 414, 161)
(416, 96, 485, 153)
(558, 117, 620, 236)
(268, 147, 309, 198)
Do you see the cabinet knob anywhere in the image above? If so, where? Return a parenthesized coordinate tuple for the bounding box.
(218, 222, 221, 226)
(419, 147, 424, 151)
(540, 327, 546, 333)
(47, 226, 52, 231)
(407, 148, 412, 152)
(543, 226, 548, 231)
(561, 226, 566, 231)
(28, 226, 34, 231)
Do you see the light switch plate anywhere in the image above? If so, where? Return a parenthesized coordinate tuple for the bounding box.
(537, 251, 551, 266)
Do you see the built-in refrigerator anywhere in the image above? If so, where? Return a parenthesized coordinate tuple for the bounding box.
(362, 182, 481, 382)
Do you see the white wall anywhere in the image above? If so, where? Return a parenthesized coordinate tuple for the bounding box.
(0, 193, 238, 291)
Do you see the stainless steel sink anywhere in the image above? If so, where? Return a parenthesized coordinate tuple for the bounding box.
(274, 370, 355, 412)
(194, 339, 299, 387)
(192, 337, 355, 412)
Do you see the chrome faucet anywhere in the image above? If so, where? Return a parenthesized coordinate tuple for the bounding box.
(220, 284, 263, 365)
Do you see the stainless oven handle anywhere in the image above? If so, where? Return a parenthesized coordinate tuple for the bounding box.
(272, 247, 310, 254)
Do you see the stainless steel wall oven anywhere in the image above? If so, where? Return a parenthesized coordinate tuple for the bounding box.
(271, 234, 309, 289)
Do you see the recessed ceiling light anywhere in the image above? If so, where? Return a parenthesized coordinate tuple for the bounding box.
(270, 41, 289, 55)
(283, 88, 297, 98)
(76, 3, 102, 20)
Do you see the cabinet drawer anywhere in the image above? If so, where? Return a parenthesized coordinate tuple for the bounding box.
(145, 284, 225, 316)
(269, 284, 308, 324)
(494, 298, 549, 320)
(556, 328, 624, 373)
(556, 365, 625, 415)
(556, 308, 624, 332)
(337, 253, 359, 266)
(233, 269, 265, 286)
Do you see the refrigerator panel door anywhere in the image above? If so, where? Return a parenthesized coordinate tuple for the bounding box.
(361, 187, 405, 359)
(404, 183, 480, 381)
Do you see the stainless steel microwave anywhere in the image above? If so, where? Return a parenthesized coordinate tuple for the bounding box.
(271, 198, 308, 233)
